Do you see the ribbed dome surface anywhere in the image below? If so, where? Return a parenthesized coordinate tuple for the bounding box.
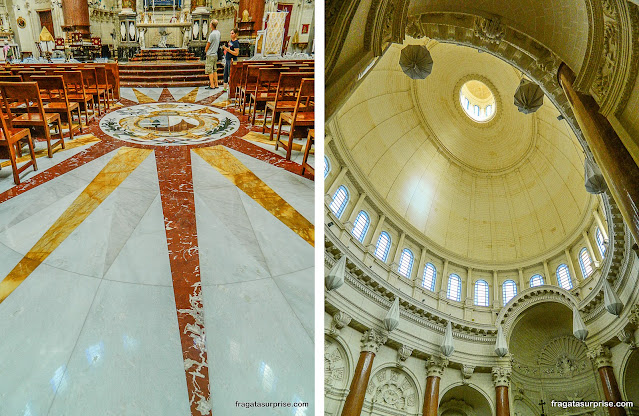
(333, 41, 593, 265)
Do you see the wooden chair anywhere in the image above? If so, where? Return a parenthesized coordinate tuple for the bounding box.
(239, 65, 273, 115)
(262, 72, 310, 141)
(91, 65, 114, 106)
(32, 75, 83, 140)
(0, 81, 65, 158)
(0, 75, 23, 82)
(0, 102, 37, 185)
(80, 67, 107, 114)
(20, 71, 46, 82)
(247, 67, 281, 125)
(301, 128, 314, 176)
(275, 78, 314, 160)
(56, 71, 95, 125)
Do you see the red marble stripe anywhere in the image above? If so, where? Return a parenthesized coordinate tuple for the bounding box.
(0, 139, 123, 204)
(155, 146, 211, 416)
(196, 90, 226, 106)
(158, 88, 174, 102)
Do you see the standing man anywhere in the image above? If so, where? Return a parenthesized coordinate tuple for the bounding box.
(222, 28, 240, 91)
(204, 19, 221, 89)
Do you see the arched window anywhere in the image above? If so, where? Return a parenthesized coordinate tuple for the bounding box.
(485, 105, 493, 117)
(578, 248, 593, 278)
(474, 280, 489, 307)
(447, 274, 461, 301)
(324, 156, 331, 178)
(474, 105, 480, 117)
(556, 264, 573, 290)
(462, 96, 469, 109)
(530, 274, 544, 288)
(374, 231, 391, 262)
(502, 280, 518, 306)
(351, 211, 370, 243)
(596, 227, 606, 256)
(398, 248, 414, 278)
(329, 185, 349, 218)
(422, 263, 437, 291)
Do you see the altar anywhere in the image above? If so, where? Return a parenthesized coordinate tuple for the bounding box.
(137, 21, 192, 49)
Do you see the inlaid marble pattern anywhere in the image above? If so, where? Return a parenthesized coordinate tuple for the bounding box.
(0, 86, 314, 416)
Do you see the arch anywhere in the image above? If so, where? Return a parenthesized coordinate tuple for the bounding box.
(474, 280, 489, 307)
(447, 274, 462, 301)
(556, 264, 573, 290)
(365, 365, 422, 414)
(374, 231, 392, 261)
(502, 280, 518, 306)
(530, 274, 544, 288)
(398, 248, 414, 278)
(324, 332, 354, 393)
(324, 155, 331, 178)
(351, 210, 371, 243)
(439, 381, 495, 416)
(422, 262, 437, 291)
(621, 348, 639, 404)
(578, 247, 593, 278)
(329, 185, 349, 218)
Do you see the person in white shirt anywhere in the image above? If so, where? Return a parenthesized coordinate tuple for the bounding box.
(204, 19, 221, 89)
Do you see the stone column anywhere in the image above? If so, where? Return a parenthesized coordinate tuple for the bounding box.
(492, 367, 512, 416)
(493, 271, 499, 307)
(543, 260, 553, 285)
(341, 329, 387, 416)
(422, 356, 448, 416)
(583, 230, 601, 264)
(593, 209, 609, 241)
(565, 248, 581, 283)
(587, 345, 627, 416)
(558, 64, 639, 248)
(366, 214, 386, 248)
(326, 166, 348, 195)
(62, 0, 91, 36)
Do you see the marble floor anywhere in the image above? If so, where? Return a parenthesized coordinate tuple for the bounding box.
(0, 87, 315, 416)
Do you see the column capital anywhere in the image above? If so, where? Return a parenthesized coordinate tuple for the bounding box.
(361, 328, 387, 354)
(492, 366, 512, 387)
(587, 344, 613, 368)
(425, 355, 449, 377)
(328, 311, 352, 336)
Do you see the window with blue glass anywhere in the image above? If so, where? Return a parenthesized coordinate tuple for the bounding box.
(422, 263, 437, 291)
(578, 248, 593, 278)
(351, 211, 370, 243)
(557, 264, 573, 290)
(474, 280, 489, 306)
(447, 274, 462, 301)
(329, 185, 349, 218)
(324, 156, 331, 178)
(596, 227, 606, 256)
(374, 231, 391, 262)
(398, 248, 414, 278)
(530, 274, 544, 287)
(502, 280, 517, 306)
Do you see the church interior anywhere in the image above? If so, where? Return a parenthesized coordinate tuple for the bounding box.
(0, 0, 315, 415)
(325, 1, 639, 416)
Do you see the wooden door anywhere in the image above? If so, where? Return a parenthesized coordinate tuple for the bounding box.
(38, 10, 54, 38)
(277, 4, 293, 53)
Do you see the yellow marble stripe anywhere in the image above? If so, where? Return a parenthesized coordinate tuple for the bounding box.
(211, 99, 232, 108)
(0, 147, 152, 304)
(178, 87, 199, 103)
(0, 134, 100, 168)
(241, 131, 314, 154)
(132, 88, 156, 103)
(193, 146, 314, 247)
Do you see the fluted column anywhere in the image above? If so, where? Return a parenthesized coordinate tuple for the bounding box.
(593, 209, 609, 241)
(62, 0, 91, 35)
(558, 64, 639, 248)
(587, 345, 627, 416)
(565, 248, 581, 283)
(583, 230, 601, 264)
(492, 367, 512, 416)
(422, 356, 448, 416)
(341, 329, 387, 416)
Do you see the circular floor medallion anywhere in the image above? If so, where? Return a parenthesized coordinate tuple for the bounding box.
(99, 103, 240, 146)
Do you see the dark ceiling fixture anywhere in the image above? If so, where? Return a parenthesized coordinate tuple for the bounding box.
(399, 44, 433, 80)
(513, 78, 544, 114)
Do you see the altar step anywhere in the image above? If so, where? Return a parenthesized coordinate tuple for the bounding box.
(119, 62, 222, 87)
(130, 48, 199, 61)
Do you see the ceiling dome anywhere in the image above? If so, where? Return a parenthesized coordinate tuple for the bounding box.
(332, 40, 594, 265)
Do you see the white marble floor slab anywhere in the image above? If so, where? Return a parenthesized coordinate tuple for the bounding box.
(119, 87, 139, 103)
(168, 87, 198, 102)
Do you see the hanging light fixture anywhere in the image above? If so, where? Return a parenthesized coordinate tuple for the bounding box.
(584, 157, 608, 194)
(325, 256, 346, 291)
(399, 44, 433, 80)
(384, 297, 400, 332)
(495, 325, 509, 357)
(513, 78, 544, 114)
(441, 321, 455, 356)
(603, 279, 623, 316)
(573, 307, 588, 341)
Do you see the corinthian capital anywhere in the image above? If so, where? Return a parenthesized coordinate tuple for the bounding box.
(425, 355, 449, 377)
(361, 328, 387, 354)
(492, 366, 512, 387)
(587, 345, 613, 369)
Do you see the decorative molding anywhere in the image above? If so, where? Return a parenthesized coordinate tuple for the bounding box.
(361, 328, 388, 354)
(461, 364, 475, 382)
(426, 355, 449, 377)
(616, 328, 636, 349)
(492, 366, 512, 387)
(325, 336, 349, 389)
(329, 311, 353, 336)
(397, 345, 414, 367)
(473, 16, 504, 45)
(366, 367, 418, 412)
(586, 344, 613, 369)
